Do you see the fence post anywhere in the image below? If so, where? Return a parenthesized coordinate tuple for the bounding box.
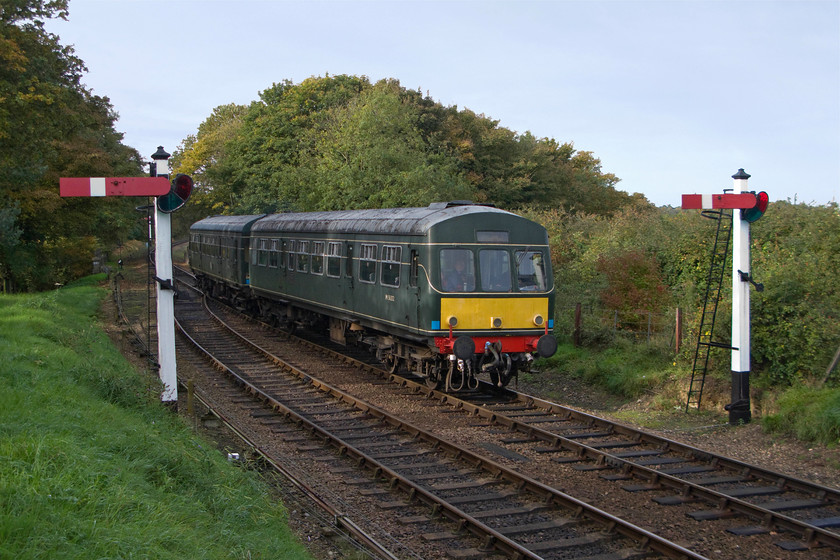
(573, 303, 582, 347)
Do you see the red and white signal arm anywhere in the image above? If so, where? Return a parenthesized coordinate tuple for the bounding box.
(60, 177, 170, 197)
(681, 192, 759, 210)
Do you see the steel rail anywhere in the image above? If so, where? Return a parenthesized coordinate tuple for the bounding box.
(503, 387, 840, 505)
(174, 375, 399, 560)
(278, 322, 840, 550)
(175, 281, 707, 560)
(178, 266, 839, 553)
(465, 386, 840, 552)
(174, 285, 401, 560)
(404, 379, 840, 552)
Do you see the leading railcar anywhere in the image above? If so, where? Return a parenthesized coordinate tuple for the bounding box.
(188, 202, 557, 391)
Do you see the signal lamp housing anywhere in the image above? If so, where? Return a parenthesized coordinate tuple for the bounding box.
(743, 191, 769, 223)
(157, 173, 193, 213)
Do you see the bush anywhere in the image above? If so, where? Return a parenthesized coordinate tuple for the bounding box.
(762, 385, 840, 445)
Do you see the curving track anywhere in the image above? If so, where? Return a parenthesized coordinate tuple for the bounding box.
(168, 265, 839, 559)
(173, 269, 699, 560)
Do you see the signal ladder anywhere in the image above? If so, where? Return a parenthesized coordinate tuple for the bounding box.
(685, 207, 733, 411)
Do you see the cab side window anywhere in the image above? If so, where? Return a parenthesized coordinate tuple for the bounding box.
(515, 250, 547, 292)
(440, 249, 475, 292)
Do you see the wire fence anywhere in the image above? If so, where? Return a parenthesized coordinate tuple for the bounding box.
(554, 303, 695, 353)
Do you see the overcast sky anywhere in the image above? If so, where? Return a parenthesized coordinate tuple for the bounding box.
(45, 0, 839, 207)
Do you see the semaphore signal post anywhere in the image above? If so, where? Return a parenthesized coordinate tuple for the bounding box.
(682, 169, 768, 425)
(60, 146, 192, 407)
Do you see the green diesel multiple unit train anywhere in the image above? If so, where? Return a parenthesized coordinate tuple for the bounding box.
(188, 202, 557, 391)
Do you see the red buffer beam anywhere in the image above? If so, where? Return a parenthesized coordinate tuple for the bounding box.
(681, 192, 758, 210)
(60, 177, 171, 197)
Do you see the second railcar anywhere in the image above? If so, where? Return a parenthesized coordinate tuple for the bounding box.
(188, 214, 264, 310)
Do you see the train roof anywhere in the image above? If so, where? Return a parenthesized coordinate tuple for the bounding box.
(190, 214, 266, 233)
(249, 203, 516, 236)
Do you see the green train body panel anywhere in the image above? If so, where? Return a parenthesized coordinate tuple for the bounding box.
(188, 215, 265, 288)
(189, 203, 555, 351)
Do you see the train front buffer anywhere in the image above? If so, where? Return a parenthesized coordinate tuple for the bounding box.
(433, 296, 558, 388)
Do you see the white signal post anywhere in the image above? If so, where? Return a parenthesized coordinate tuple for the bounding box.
(681, 169, 765, 425)
(729, 168, 752, 424)
(60, 148, 188, 407)
(151, 146, 178, 405)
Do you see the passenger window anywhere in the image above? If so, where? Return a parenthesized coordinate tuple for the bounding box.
(479, 250, 511, 292)
(269, 239, 279, 268)
(257, 238, 269, 267)
(311, 241, 325, 275)
(359, 244, 377, 284)
(287, 240, 296, 271)
(515, 250, 547, 292)
(297, 240, 309, 273)
(326, 242, 341, 278)
(381, 246, 401, 287)
(440, 249, 475, 292)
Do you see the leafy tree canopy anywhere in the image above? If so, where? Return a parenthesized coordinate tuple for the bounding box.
(0, 0, 143, 291)
(173, 75, 633, 215)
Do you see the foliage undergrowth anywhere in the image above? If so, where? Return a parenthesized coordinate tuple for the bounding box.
(762, 386, 840, 446)
(0, 276, 312, 559)
(540, 340, 676, 399)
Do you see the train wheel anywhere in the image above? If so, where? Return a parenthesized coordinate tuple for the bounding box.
(385, 355, 402, 374)
(424, 362, 442, 390)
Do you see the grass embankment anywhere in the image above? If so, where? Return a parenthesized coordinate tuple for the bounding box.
(0, 275, 313, 559)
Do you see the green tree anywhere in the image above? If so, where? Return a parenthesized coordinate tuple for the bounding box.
(226, 75, 371, 213)
(750, 201, 840, 383)
(183, 74, 634, 215)
(0, 0, 143, 290)
(294, 80, 472, 210)
(171, 103, 248, 215)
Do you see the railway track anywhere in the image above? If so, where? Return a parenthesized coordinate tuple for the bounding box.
(173, 270, 700, 560)
(169, 266, 839, 558)
(452, 387, 840, 553)
(198, 286, 840, 554)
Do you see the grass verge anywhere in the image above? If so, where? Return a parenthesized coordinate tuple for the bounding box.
(0, 275, 313, 559)
(762, 385, 840, 446)
(539, 340, 677, 399)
